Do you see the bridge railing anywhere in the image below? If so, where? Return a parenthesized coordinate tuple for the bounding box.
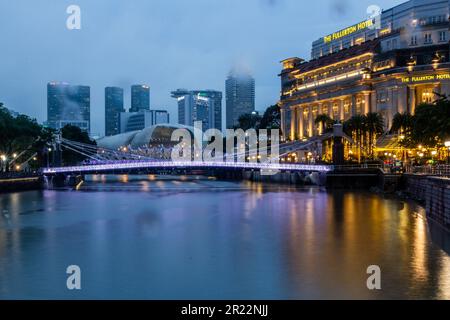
(42, 160, 334, 174)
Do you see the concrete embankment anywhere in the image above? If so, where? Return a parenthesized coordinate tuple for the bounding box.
(403, 174, 450, 230)
(0, 176, 43, 193)
(325, 168, 403, 192)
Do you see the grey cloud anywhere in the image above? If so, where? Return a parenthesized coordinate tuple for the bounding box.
(0, 0, 403, 135)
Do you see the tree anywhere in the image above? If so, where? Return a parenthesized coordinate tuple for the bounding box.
(410, 96, 450, 148)
(0, 103, 51, 171)
(61, 125, 96, 165)
(259, 105, 281, 130)
(364, 112, 385, 157)
(314, 114, 334, 133)
(235, 113, 262, 131)
(344, 114, 366, 162)
(391, 112, 414, 135)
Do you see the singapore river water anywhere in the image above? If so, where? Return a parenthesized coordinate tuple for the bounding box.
(1, 175, 450, 299)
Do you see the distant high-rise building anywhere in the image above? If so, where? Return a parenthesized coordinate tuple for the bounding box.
(105, 87, 125, 136)
(171, 89, 222, 131)
(119, 110, 170, 133)
(47, 82, 90, 132)
(152, 110, 170, 125)
(225, 71, 255, 128)
(130, 85, 150, 112)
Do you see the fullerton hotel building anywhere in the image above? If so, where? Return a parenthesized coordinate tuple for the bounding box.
(279, 0, 450, 141)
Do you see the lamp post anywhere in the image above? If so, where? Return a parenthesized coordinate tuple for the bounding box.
(0, 154, 7, 173)
(47, 148, 52, 169)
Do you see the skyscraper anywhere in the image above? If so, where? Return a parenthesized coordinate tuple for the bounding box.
(119, 110, 170, 133)
(47, 82, 91, 132)
(152, 110, 170, 125)
(171, 89, 222, 131)
(105, 87, 125, 136)
(225, 71, 255, 128)
(130, 84, 150, 112)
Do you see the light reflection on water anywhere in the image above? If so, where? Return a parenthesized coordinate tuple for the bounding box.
(0, 174, 449, 299)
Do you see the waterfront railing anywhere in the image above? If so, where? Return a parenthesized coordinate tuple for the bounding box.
(405, 165, 450, 177)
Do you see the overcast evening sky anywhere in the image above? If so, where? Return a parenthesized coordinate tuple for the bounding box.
(0, 0, 405, 135)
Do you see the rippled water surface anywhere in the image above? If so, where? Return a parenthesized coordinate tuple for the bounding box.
(1, 175, 450, 299)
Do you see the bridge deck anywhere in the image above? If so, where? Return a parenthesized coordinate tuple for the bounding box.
(43, 161, 333, 175)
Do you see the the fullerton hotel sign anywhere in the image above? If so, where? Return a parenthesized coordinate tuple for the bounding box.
(401, 74, 450, 83)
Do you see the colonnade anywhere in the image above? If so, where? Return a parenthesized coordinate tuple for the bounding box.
(282, 92, 371, 140)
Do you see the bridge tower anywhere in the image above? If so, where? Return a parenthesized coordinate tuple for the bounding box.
(52, 133, 63, 167)
(332, 124, 345, 165)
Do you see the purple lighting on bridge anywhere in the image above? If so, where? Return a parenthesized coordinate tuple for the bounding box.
(42, 160, 333, 174)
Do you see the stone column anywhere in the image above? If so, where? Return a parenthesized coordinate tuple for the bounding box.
(389, 87, 397, 114)
(409, 86, 416, 114)
(298, 106, 304, 139)
(433, 83, 441, 101)
(308, 105, 314, 137)
(339, 99, 345, 121)
(363, 92, 371, 114)
(398, 86, 408, 114)
(327, 101, 333, 118)
(280, 107, 286, 141)
(290, 106, 297, 141)
(441, 82, 450, 97)
(316, 103, 323, 135)
(318, 102, 323, 115)
(351, 95, 357, 116)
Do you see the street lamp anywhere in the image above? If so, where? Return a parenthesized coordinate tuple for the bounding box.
(0, 154, 7, 172)
(47, 148, 52, 169)
(431, 150, 437, 164)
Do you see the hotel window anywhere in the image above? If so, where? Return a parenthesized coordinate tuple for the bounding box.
(392, 39, 397, 49)
(344, 102, 350, 118)
(410, 35, 417, 46)
(356, 98, 362, 114)
(332, 104, 339, 118)
(303, 110, 309, 130)
(439, 31, 447, 42)
(354, 37, 364, 45)
(424, 33, 433, 44)
(377, 91, 388, 104)
(421, 88, 434, 103)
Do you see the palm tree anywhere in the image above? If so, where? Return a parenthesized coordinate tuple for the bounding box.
(344, 115, 366, 163)
(364, 112, 385, 158)
(391, 112, 413, 135)
(314, 114, 333, 134)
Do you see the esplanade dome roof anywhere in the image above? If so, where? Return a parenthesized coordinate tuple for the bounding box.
(96, 124, 200, 150)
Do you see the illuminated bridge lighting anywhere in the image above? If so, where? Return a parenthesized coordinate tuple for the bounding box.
(42, 160, 334, 175)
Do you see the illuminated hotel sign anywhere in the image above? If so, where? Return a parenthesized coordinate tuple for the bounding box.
(401, 74, 450, 83)
(323, 19, 374, 43)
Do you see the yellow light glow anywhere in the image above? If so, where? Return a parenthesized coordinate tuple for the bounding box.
(323, 19, 374, 43)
